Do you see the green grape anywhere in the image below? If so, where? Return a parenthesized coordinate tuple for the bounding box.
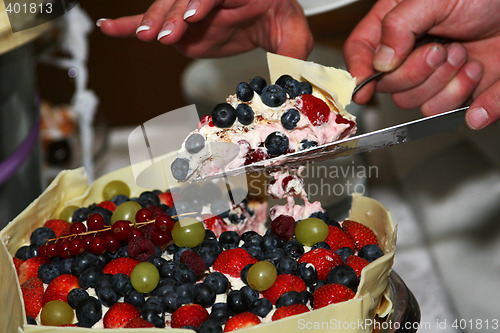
(247, 261, 277, 291)
(171, 218, 205, 248)
(102, 180, 130, 201)
(40, 300, 74, 326)
(294, 218, 329, 246)
(111, 201, 142, 225)
(59, 205, 79, 222)
(130, 262, 160, 293)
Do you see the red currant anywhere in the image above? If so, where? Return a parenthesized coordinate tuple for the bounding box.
(127, 227, 145, 242)
(135, 208, 154, 223)
(69, 237, 86, 256)
(111, 220, 132, 241)
(88, 235, 106, 255)
(57, 240, 72, 259)
(151, 230, 172, 247)
(154, 215, 175, 233)
(105, 234, 122, 253)
(69, 221, 87, 234)
(87, 213, 105, 231)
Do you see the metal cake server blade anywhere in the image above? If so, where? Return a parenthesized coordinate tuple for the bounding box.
(192, 106, 468, 181)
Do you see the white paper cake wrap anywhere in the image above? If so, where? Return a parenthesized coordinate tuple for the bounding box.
(1, 166, 396, 333)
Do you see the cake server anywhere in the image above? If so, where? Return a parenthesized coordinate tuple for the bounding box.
(193, 106, 468, 181)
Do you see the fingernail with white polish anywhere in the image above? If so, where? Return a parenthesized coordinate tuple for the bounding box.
(158, 22, 175, 40)
(136, 20, 153, 34)
(374, 45, 395, 72)
(184, 9, 197, 20)
(184, 1, 199, 20)
(466, 107, 489, 130)
(96, 18, 108, 28)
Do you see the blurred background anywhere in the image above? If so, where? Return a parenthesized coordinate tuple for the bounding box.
(1, 0, 499, 332)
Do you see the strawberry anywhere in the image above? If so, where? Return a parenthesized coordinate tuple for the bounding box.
(342, 220, 378, 250)
(346, 255, 370, 278)
(262, 274, 307, 305)
(21, 277, 43, 318)
(203, 214, 228, 235)
(103, 302, 140, 328)
(213, 248, 257, 278)
(12, 256, 24, 276)
(42, 274, 79, 305)
(298, 248, 343, 281)
(224, 312, 261, 332)
(312, 283, 355, 309)
(124, 316, 155, 328)
(43, 219, 71, 237)
(158, 191, 174, 207)
(299, 94, 331, 126)
(324, 226, 355, 251)
(102, 257, 140, 277)
(18, 256, 48, 285)
(171, 304, 209, 329)
(97, 200, 117, 212)
(272, 304, 310, 321)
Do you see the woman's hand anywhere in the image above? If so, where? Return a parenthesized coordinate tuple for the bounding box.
(97, 0, 313, 59)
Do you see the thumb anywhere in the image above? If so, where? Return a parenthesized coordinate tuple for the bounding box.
(465, 80, 500, 130)
(373, 0, 449, 72)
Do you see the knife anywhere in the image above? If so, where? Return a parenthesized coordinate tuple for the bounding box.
(192, 106, 468, 181)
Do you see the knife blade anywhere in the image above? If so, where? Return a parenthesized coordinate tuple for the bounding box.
(192, 106, 468, 181)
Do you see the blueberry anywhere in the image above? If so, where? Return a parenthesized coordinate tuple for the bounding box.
(275, 74, 293, 87)
(242, 243, 265, 260)
(311, 241, 331, 251)
(71, 252, 98, 276)
(26, 316, 37, 325)
(176, 283, 194, 304)
(264, 248, 286, 266)
(141, 308, 165, 328)
(182, 133, 206, 155)
(162, 290, 181, 313)
(275, 75, 301, 98)
(96, 285, 119, 307)
(210, 303, 231, 325)
(281, 108, 300, 130)
(174, 262, 196, 284)
(240, 264, 252, 285)
(55, 257, 73, 275)
(228, 212, 245, 225)
(67, 288, 89, 309)
(79, 267, 101, 290)
(72, 207, 89, 222)
(112, 273, 133, 296)
(249, 298, 272, 318)
(249, 76, 267, 95)
(148, 256, 167, 270)
(143, 295, 165, 314)
(276, 255, 298, 274)
(218, 231, 239, 249)
(125, 290, 146, 310)
(296, 262, 317, 287)
(327, 265, 358, 291)
(151, 283, 175, 298)
(197, 246, 219, 268)
(299, 290, 312, 305)
(358, 244, 384, 262)
(171, 158, 190, 181)
(37, 263, 60, 284)
(265, 131, 289, 157)
(211, 103, 237, 128)
(242, 232, 262, 247)
(282, 239, 304, 259)
(15, 245, 37, 260)
(199, 319, 223, 333)
(210, 199, 230, 218)
(76, 296, 102, 327)
(204, 229, 217, 240)
(310, 280, 327, 293)
(204, 272, 229, 294)
(299, 81, 313, 95)
(111, 194, 129, 206)
(276, 290, 302, 308)
(236, 104, 254, 125)
(227, 290, 247, 313)
(334, 247, 354, 263)
(261, 233, 282, 252)
(309, 210, 329, 223)
(94, 273, 113, 291)
(139, 191, 160, 207)
(236, 82, 254, 102)
(30, 227, 55, 248)
(193, 283, 216, 308)
(241, 286, 259, 306)
(261, 84, 287, 107)
(300, 139, 318, 150)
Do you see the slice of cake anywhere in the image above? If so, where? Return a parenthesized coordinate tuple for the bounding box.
(171, 53, 357, 182)
(0, 166, 395, 332)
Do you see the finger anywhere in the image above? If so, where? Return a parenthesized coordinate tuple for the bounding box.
(466, 80, 500, 130)
(135, 0, 176, 41)
(390, 43, 468, 109)
(420, 60, 483, 116)
(98, 16, 143, 37)
(373, 0, 451, 72)
(182, 0, 224, 23)
(376, 43, 447, 93)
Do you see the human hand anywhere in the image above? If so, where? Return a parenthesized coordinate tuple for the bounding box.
(343, 0, 500, 130)
(97, 0, 313, 60)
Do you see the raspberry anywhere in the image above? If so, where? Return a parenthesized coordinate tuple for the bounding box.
(180, 250, 206, 276)
(299, 94, 331, 126)
(127, 237, 155, 261)
(271, 215, 296, 241)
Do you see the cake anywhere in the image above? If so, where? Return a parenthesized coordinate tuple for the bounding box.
(0, 166, 395, 332)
